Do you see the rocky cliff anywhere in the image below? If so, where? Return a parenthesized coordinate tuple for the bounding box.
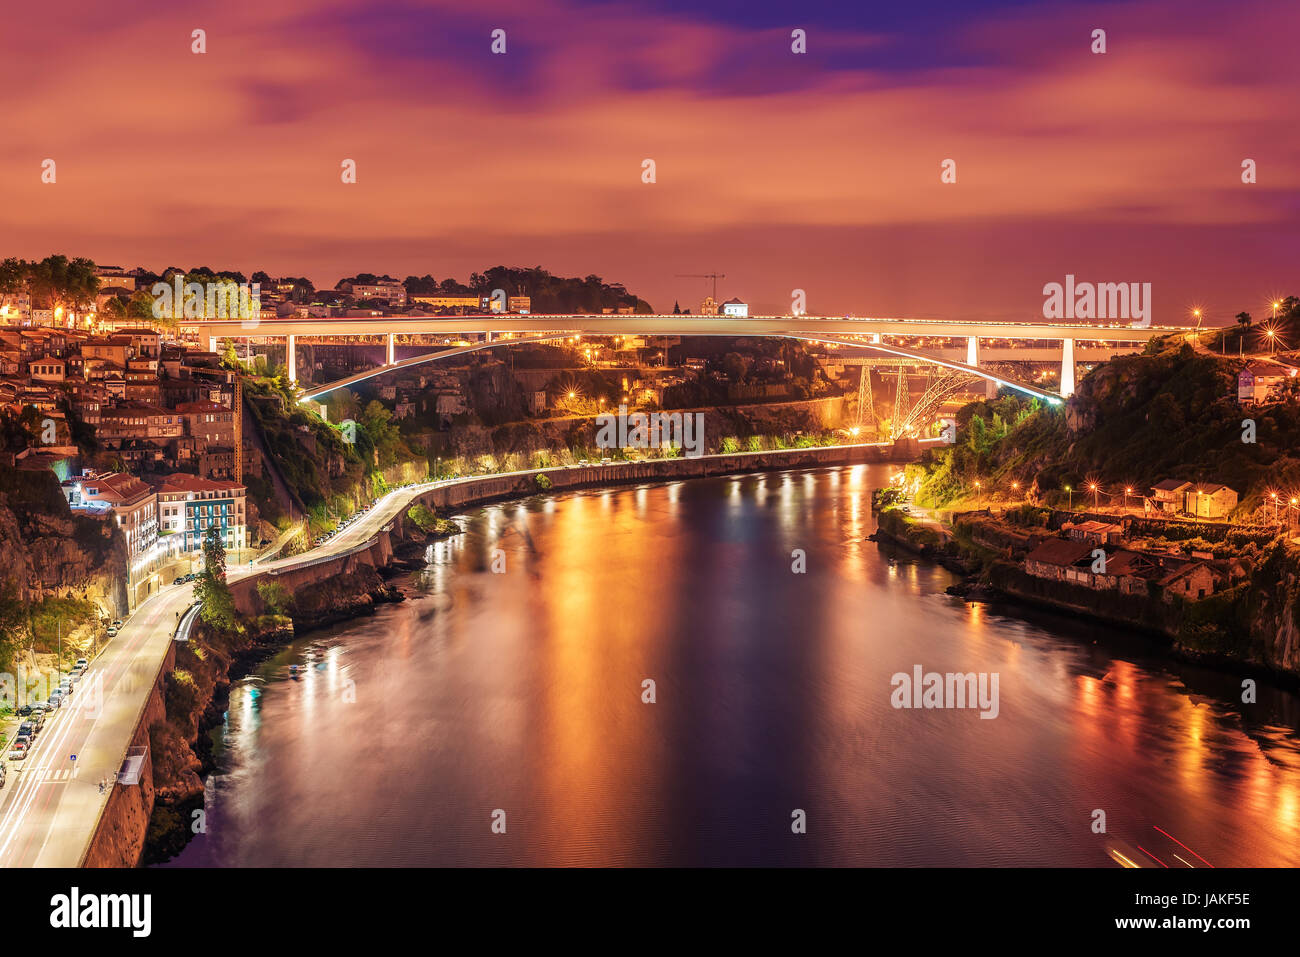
(0, 465, 128, 618)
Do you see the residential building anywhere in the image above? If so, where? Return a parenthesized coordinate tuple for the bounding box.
(27, 357, 66, 383)
(346, 281, 407, 305)
(1237, 359, 1296, 405)
(1186, 483, 1238, 519)
(721, 297, 749, 318)
(153, 473, 247, 554)
(1151, 479, 1192, 513)
(64, 471, 158, 563)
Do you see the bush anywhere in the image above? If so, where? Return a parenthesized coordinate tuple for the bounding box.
(535, 473, 553, 490)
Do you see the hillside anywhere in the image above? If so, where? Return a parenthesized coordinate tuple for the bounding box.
(911, 341, 1300, 519)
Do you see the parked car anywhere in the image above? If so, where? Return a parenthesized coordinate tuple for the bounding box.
(173, 577, 185, 585)
(106, 627, 117, 638)
(17, 704, 32, 717)
(0, 760, 7, 785)
(76, 658, 88, 669)
(112, 619, 122, 628)
(18, 721, 36, 740)
(9, 736, 31, 760)
(47, 692, 63, 709)
(28, 712, 45, 731)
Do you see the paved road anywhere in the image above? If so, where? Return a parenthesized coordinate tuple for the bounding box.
(0, 479, 441, 868)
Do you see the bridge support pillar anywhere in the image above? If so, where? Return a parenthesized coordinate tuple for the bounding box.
(1061, 338, 1075, 398)
(387, 333, 395, 365)
(207, 336, 217, 354)
(287, 334, 296, 383)
(966, 336, 979, 367)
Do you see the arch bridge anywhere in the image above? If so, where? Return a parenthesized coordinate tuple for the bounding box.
(189, 314, 1196, 404)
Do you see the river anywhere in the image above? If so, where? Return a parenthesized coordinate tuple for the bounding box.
(162, 464, 1300, 867)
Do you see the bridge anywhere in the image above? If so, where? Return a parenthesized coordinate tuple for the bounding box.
(189, 314, 1197, 402)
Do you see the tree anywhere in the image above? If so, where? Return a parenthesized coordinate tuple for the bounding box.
(1237, 312, 1253, 327)
(196, 525, 237, 631)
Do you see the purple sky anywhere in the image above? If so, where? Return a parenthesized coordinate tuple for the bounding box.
(2, 0, 1297, 320)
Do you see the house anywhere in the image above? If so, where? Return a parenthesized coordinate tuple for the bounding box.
(27, 357, 66, 383)
(1159, 562, 1217, 602)
(1063, 520, 1123, 545)
(1186, 483, 1238, 519)
(1237, 359, 1296, 405)
(1151, 479, 1193, 513)
(721, 297, 749, 318)
(1025, 539, 1097, 583)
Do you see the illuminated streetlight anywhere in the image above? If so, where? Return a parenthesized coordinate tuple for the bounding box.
(1064, 484, 1073, 510)
(1088, 481, 1099, 510)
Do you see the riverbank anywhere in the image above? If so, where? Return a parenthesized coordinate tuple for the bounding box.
(141, 440, 927, 863)
(872, 503, 1300, 689)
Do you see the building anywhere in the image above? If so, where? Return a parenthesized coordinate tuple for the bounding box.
(700, 296, 719, 316)
(1237, 359, 1296, 405)
(153, 473, 247, 554)
(98, 402, 183, 446)
(176, 399, 236, 448)
(27, 357, 66, 383)
(346, 281, 407, 306)
(1150, 479, 1193, 513)
(1159, 562, 1218, 602)
(1186, 483, 1238, 519)
(1062, 520, 1123, 546)
(721, 297, 749, 318)
(411, 294, 485, 311)
(1150, 479, 1238, 518)
(64, 471, 158, 564)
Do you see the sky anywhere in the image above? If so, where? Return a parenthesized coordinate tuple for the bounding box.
(2, 0, 1297, 321)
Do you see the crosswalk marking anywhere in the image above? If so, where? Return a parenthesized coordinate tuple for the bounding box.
(13, 767, 77, 783)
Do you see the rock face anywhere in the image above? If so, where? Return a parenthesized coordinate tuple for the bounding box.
(0, 466, 128, 615)
(443, 397, 849, 458)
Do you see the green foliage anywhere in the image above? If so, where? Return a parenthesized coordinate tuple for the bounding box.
(407, 503, 458, 536)
(196, 525, 237, 632)
(257, 580, 292, 617)
(535, 473, 553, 490)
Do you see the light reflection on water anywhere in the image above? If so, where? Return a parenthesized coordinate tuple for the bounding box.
(164, 465, 1300, 867)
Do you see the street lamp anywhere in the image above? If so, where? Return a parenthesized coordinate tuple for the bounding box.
(1089, 482, 1099, 510)
(1064, 484, 1072, 510)
(974, 480, 982, 507)
(1273, 301, 1282, 322)
(1124, 486, 1133, 512)
(1267, 328, 1277, 355)
(1270, 491, 1279, 524)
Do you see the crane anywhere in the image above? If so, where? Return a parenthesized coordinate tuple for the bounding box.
(676, 272, 726, 302)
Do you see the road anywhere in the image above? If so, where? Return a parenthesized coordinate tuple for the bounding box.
(0, 478, 441, 868)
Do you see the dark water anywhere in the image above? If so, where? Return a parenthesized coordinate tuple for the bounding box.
(164, 465, 1300, 867)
